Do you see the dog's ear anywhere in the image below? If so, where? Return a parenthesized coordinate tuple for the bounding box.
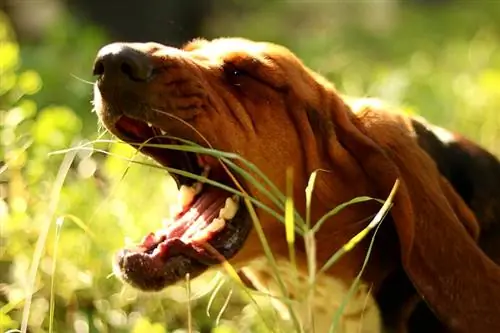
(328, 99, 500, 332)
(411, 117, 500, 263)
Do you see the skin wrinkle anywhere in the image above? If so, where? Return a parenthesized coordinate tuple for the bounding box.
(162, 78, 191, 87)
(175, 105, 199, 112)
(151, 107, 199, 127)
(164, 84, 203, 100)
(174, 94, 204, 108)
(232, 66, 287, 92)
(213, 81, 257, 135)
(94, 37, 500, 333)
(219, 88, 252, 134)
(204, 95, 221, 117)
(286, 101, 316, 184)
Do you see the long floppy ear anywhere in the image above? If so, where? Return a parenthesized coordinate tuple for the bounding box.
(411, 117, 500, 264)
(329, 99, 500, 332)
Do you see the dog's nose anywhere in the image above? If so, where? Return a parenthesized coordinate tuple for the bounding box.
(93, 44, 154, 82)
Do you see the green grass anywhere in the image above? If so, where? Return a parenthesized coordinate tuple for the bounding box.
(47, 136, 396, 333)
(3, 2, 500, 332)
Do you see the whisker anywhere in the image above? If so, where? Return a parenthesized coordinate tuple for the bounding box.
(70, 73, 95, 85)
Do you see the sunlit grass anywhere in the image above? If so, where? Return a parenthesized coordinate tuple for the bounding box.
(48, 216, 63, 333)
(3, 3, 500, 332)
(19, 150, 77, 333)
(46, 137, 397, 333)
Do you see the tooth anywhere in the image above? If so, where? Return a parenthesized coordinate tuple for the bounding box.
(194, 182, 203, 195)
(181, 218, 207, 242)
(151, 241, 168, 257)
(219, 197, 239, 220)
(178, 185, 197, 207)
(191, 218, 226, 242)
(189, 231, 208, 243)
(160, 129, 167, 136)
(147, 122, 153, 127)
(209, 217, 226, 231)
(201, 165, 210, 178)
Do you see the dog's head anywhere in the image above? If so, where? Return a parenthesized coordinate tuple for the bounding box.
(93, 38, 500, 332)
(93, 38, 378, 289)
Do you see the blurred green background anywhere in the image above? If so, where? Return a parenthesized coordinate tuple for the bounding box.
(1, 0, 500, 332)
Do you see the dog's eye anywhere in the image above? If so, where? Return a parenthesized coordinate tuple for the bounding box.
(223, 64, 247, 77)
(230, 69, 242, 77)
(223, 64, 250, 86)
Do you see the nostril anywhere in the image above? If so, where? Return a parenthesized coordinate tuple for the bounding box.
(119, 54, 153, 81)
(93, 44, 154, 82)
(93, 60, 104, 76)
(120, 62, 140, 81)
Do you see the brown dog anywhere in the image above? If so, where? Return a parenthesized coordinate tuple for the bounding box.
(92, 38, 500, 332)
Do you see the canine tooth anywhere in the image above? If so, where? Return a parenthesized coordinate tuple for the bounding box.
(178, 185, 197, 207)
(147, 122, 153, 127)
(219, 197, 239, 220)
(209, 217, 226, 231)
(160, 129, 167, 135)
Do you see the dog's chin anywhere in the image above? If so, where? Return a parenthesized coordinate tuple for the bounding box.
(108, 115, 253, 291)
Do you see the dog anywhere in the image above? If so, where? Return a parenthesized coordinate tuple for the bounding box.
(92, 38, 500, 332)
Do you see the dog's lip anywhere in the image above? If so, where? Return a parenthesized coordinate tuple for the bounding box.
(115, 249, 207, 292)
(113, 115, 203, 187)
(114, 194, 251, 291)
(109, 115, 253, 291)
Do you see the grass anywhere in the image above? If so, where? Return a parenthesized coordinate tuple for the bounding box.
(5, 4, 497, 331)
(35, 135, 398, 333)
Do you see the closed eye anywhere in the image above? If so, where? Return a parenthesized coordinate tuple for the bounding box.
(222, 62, 286, 92)
(223, 63, 251, 85)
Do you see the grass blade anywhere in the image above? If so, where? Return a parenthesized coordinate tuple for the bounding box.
(284, 168, 299, 307)
(48, 217, 64, 333)
(243, 197, 303, 331)
(20, 150, 76, 333)
(318, 180, 399, 276)
(311, 196, 383, 234)
(319, 179, 400, 332)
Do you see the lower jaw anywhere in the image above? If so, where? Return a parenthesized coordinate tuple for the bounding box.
(115, 250, 208, 291)
(114, 188, 252, 291)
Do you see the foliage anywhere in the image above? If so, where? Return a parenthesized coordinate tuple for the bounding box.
(0, 12, 269, 333)
(2, 2, 500, 332)
(208, 1, 500, 154)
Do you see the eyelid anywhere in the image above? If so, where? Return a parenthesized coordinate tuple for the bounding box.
(222, 59, 285, 91)
(222, 63, 250, 83)
(223, 62, 246, 74)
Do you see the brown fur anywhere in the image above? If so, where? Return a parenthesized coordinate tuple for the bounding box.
(94, 38, 500, 332)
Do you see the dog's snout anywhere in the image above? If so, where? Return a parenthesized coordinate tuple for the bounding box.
(93, 44, 154, 82)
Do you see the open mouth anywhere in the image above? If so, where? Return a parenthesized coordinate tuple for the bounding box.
(112, 116, 252, 291)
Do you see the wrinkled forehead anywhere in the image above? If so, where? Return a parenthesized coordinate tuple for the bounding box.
(183, 38, 328, 97)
